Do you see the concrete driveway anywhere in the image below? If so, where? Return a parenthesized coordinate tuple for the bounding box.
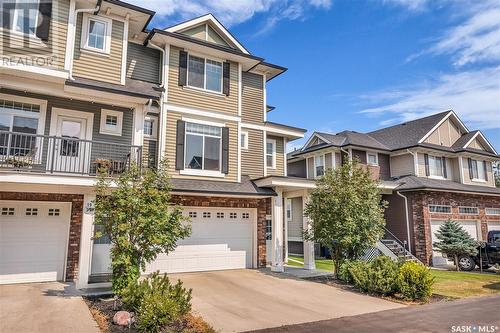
(170, 269, 404, 333)
(0, 282, 100, 333)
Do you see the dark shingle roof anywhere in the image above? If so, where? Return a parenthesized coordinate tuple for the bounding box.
(170, 176, 276, 196)
(335, 131, 390, 150)
(451, 130, 479, 149)
(395, 176, 500, 195)
(368, 111, 451, 150)
(66, 77, 163, 100)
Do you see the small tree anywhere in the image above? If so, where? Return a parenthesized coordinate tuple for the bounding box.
(493, 161, 500, 188)
(304, 159, 387, 277)
(94, 160, 191, 294)
(433, 219, 478, 271)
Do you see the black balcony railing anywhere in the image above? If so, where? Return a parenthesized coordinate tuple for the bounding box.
(0, 131, 142, 176)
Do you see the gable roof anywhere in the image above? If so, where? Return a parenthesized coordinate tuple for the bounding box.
(368, 111, 451, 150)
(451, 130, 478, 150)
(395, 175, 500, 196)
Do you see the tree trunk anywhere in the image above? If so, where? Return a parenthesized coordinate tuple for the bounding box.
(454, 255, 459, 271)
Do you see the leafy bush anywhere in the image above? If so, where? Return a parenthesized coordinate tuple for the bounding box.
(121, 272, 192, 333)
(348, 256, 400, 295)
(398, 261, 434, 301)
(338, 260, 362, 283)
(164, 314, 217, 333)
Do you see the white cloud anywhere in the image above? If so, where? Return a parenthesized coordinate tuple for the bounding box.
(381, 0, 429, 11)
(129, 0, 331, 28)
(360, 66, 500, 129)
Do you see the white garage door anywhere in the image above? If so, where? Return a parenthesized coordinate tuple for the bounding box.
(0, 201, 71, 284)
(430, 219, 478, 266)
(145, 207, 255, 274)
(487, 222, 500, 232)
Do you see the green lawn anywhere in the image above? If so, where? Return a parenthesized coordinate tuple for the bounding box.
(430, 269, 500, 298)
(287, 255, 500, 299)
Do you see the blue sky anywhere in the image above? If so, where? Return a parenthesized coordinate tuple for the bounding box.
(136, 0, 499, 152)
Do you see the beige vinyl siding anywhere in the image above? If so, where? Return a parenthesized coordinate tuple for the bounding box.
(0, 0, 69, 70)
(307, 157, 314, 179)
(288, 197, 303, 239)
(391, 153, 415, 177)
(241, 128, 264, 179)
(207, 25, 230, 47)
(425, 118, 462, 147)
(241, 72, 264, 124)
(450, 157, 460, 182)
(467, 138, 486, 151)
(325, 152, 332, 170)
(167, 46, 238, 116)
(416, 153, 453, 180)
(73, 14, 123, 84)
(461, 157, 495, 187)
(126, 42, 161, 83)
(267, 135, 285, 176)
(164, 111, 238, 182)
(181, 25, 206, 40)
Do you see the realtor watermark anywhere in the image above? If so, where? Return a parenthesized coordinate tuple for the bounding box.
(451, 325, 499, 333)
(1, 0, 61, 67)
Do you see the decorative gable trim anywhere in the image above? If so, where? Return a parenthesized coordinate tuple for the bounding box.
(164, 14, 249, 54)
(463, 131, 498, 154)
(418, 110, 469, 144)
(302, 132, 331, 150)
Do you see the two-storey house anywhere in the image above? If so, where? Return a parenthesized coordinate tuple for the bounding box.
(0, 0, 306, 288)
(287, 111, 500, 266)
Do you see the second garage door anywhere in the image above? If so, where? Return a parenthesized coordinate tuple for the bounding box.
(430, 219, 479, 266)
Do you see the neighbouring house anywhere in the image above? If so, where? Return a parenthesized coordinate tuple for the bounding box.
(287, 111, 500, 266)
(0, 0, 309, 288)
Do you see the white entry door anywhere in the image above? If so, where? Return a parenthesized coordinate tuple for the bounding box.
(431, 219, 478, 266)
(49, 109, 93, 174)
(0, 201, 71, 284)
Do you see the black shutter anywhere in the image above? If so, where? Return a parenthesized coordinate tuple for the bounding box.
(178, 51, 188, 86)
(483, 161, 488, 181)
(221, 127, 229, 174)
(175, 120, 185, 170)
(36, 1, 52, 41)
(442, 157, 447, 179)
(468, 158, 473, 179)
(424, 154, 430, 176)
(222, 62, 230, 96)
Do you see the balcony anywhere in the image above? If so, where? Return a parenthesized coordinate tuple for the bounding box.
(0, 131, 142, 176)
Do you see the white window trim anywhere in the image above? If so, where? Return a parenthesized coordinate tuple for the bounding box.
(428, 204, 452, 214)
(313, 154, 325, 178)
(11, 2, 40, 38)
(81, 14, 112, 54)
(99, 109, 123, 136)
(240, 131, 248, 150)
(485, 208, 500, 216)
(458, 206, 479, 215)
(182, 119, 224, 176)
(266, 138, 276, 169)
(470, 159, 486, 182)
(186, 53, 224, 94)
(366, 151, 378, 166)
(143, 115, 158, 139)
(428, 155, 445, 178)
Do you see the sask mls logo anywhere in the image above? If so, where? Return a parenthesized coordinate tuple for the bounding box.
(1, 0, 58, 66)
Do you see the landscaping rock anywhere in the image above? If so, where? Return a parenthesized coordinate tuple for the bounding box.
(113, 311, 132, 326)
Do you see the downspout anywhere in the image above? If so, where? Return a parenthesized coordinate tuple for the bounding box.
(396, 191, 412, 252)
(340, 147, 349, 163)
(68, 5, 101, 80)
(147, 41, 165, 88)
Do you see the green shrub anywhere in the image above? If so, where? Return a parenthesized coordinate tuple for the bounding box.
(349, 256, 400, 295)
(338, 260, 363, 284)
(398, 261, 434, 301)
(121, 272, 192, 333)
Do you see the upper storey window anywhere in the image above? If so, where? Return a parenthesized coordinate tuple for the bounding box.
(266, 139, 276, 169)
(81, 15, 112, 54)
(367, 152, 378, 166)
(188, 55, 223, 93)
(11, 3, 38, 36)
(424, 154, 446, 178)
(469, 159, 486, 181)
(314, 155, 325, 177)
(185, 122, 222, 172)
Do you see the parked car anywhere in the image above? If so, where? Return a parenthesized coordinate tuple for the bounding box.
(458, 230, 500, 271)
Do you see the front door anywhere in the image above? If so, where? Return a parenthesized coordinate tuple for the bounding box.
(49, 109, 93, 174)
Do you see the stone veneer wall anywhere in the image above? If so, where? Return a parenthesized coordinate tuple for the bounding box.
(171, 195, 271, 268)
(404, 191, 500, 265)
(0, 192, 84, 281)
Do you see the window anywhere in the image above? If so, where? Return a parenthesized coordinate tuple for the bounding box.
(429, 205, 451, 214)
(459, 207, 478, 215)
(187, 55, 223, 93)
(229, 212, 237, 219)
(25, 208, 38, 216)
(99, 110, 122, 136)
(428, 155, 444, 178)
(266, 139, 276, 169)
(216, 212, 224, 219)
(81, 14, 111, 54)
(286, 199, 292, 221)
(10, 1, 39, 36)
(93, 224, 111, 245)
(367, 152, 378, 166)
(188, 211, 197, 218)
(489, 232, 500, 243)
(0, 99, 42, 157)
(265, 220, 272, 240)
(1, 207, 15, 216)
(203, 212, 211, 218)
(240, 131, 248, 150)
(144, 117, 157, 138)
(48, 208, 60, 216)
(184, 122, 222, 172)
(470, 159, 486, 181)
(314, 155, 325, 177)
(242, 212, 250, 219)
(485, 208, 500, 216)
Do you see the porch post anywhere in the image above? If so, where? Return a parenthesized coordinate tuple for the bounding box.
(303, 190, 316, 270)
(271, 188, 284, 272)
(76, 193, 96, 289)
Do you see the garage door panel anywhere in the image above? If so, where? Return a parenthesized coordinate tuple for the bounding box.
(431, 219, 478, 266)
(487, 222, 500, 232)
(0, 201, 70, 284)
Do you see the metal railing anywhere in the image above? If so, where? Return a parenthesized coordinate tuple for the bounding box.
(0, 131, 142, 176)
(383, 226, 409, 251)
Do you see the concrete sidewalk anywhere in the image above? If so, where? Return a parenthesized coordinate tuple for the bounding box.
(0, 282, 100, 333)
